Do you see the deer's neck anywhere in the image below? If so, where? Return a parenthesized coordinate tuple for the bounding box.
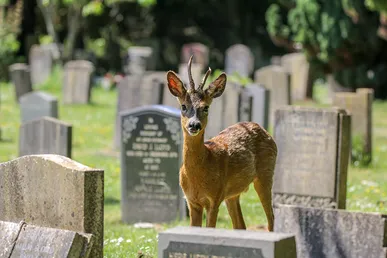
(182, 129, 207, 171)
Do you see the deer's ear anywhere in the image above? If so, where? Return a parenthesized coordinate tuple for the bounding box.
(167, 71, 186, 98)
(205, 73, 227, 98)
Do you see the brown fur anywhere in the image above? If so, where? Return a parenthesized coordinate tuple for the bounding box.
(166, 65, 277, 231)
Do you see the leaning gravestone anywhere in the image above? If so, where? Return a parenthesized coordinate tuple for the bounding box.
(281, 53, 309, 102)
(181, 43, 209, 67)
(158, 226, 297, 258)
(255, 65, 291, 128)
(127, 46, 153, 75)
(9, 63, 33, 101)
(0, 155, 104, 258)
(63, 60, 94, 104)
(20, 91, 58, 123)
(333, 88, 374, 162)
(114, 73, 164, 147)
(275, 205, 387, 258)
(0, 220, 93, 258)
(120, 105, 186, 223)
(244, 83, 270, 129)
(19, 117, 72, 158)
(29, 45, 53, 86)
(225, 44, 254, 77)
(273, 107, 351, 209)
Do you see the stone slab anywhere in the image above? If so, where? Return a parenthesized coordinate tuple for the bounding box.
(63, 60, 94, 104)
(19, 91, 58, 123)
(180, 43, 209, 67)
(281, 53, 309, 102)
(244, 83, 270, 129)
(29, 45, 52, 86)
(158, 226, 297, 258)
(9, 63, 33, 101)
(225, 44, 254, 77)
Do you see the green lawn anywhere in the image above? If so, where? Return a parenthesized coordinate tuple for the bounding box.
(1, 70, 387, 257)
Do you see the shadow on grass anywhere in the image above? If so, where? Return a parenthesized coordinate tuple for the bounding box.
(105, 196, 120, 205)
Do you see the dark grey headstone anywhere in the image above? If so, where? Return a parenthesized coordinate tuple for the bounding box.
(3, 221, 94, 258)
(120, 105, 186, 223)
(158, 226, 297, 258)
(63, 60, 94, 104)
(0, 155, 104, 258)
(225, 44, 254, 77)
(273, 107, 351, 209)
(127, 46, 153, 75)
(114, 73, 164, 147)
(9, 63, 33, 101)
(20, 91, 58, 123)
(275, 205, 387, 258)
(19, 117, 72, 158)
(29, 45, 53, 86)
(181, 43, 209, 67)
(244, 83, 270, 129)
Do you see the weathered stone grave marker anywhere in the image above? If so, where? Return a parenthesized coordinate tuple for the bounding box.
(0, 155, 104, 258)
(178, 62, 204, 87)
(29, 45, 53, 86)
(333, 88, 374, 163)
(327, 74, 352, 104)
(181, 43, 209, 67)
(120, 105, 186, 223)
(244, 83, 270, 129)
(275, 205, 387, 258)
(158, 226, 297, 258)
(114, 73, 164, 147)
(204, 93, 224, 140)
(273, 107, 351, 208)
(222, 82, 243, 129)
(63, 60, 94, 104)
(225, 44, 254, 78)
(20, 91, 58, 123)
(19, 117, 72, 157)
(0, 220, 93, 258)
(281, 53, 309, 102)
(9, 63, 33, 101)
(127, 46, 153, 75)
(255, 65, 291, 128)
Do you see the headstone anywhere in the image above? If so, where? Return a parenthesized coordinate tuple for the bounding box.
(120, 105, 186, 223)
(222, 82, 242, 129)
(127, 46, 153, 75)
(178, 63, 204, 87)
(255, 65, 291, 128)
(244, 83, 270, 129)
(0, 220, 93, 258)
(19, 117, 72, 158)
(29, 45, 53, 86)
(327, 74, 353, 104)
(275, 205, 387, 258)
(273, 107, 351, 209)
(271, 56, 282, 66)
(181, 43, 209, 67)
(63, 60, 94, 104)
(281, 53, 309, 102)
(158, 226, 297, 258)
(238, 89, 253, 122)
(114, 73, 164, 147)
(9, 63, 33, 101)
(204, 94, 224, 140)
(20, 91, 58, 123)
(225, 44, 254, 77)
(333, 88, 374, 162)
(0, 155, 104, 258)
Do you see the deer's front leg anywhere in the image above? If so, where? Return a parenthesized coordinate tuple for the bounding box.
(188, 202, 203, 227)
(206, 206, 219, 228)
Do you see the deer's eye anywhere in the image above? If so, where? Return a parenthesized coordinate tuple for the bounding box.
(181, 105, 187, 112)
(203, 106, 209, 114)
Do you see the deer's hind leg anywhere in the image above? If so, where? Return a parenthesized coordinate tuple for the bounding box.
(225, 196, 246, 229)
(253, 176, 274, 231)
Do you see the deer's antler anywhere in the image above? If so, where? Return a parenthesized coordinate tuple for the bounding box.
(199, 67, 211, 91)
(187, 55, 195, 91)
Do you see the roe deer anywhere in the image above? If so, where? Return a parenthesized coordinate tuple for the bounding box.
(166, 56, 277, 231)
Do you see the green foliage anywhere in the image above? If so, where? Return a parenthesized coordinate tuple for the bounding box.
(365, 0, 387, 14)
(85, 37, 106, 58)
(351, 134, 372, 167)
(207, 69, 252, 87)
(39, 35, 54, 45)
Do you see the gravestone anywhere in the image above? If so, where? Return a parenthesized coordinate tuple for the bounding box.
(20, 91, 58, 123)
(19, 117, 72, 158)
(63, 60, 94, 104)
(238, 89, 253, 122)
(1, 220, 93, 258)
(9, 63, 33, 101)
(158, 226, 297, 258)
(29, 45, 53, 86)
(120, 105, 186, 223)
(204, 94, 224, 140)
(225, 44, 254, 77)
(275, 205, 387, 258)
(273, 107, 351, 209)
(222, 82, 243, 129)
(271, 56, 282, 66)
(181, 43, 209, 67)
(244, 83, 270, 129)
(178, 63, 204, 87)
(327, 74, 353, 104)
(255, 65, 291, 128)
(127, 46, 153, 75)
(0, 155, 104, 258)
(281, 53, 309, 102)
(333, 88, 373, 162)
(114, 73, 164, 147)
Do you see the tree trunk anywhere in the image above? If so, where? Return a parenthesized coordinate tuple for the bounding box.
(63, 6, 81, 62)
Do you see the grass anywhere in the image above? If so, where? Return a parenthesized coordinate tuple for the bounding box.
(1, 69, 387, 257)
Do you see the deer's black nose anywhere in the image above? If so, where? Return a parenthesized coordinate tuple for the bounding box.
(188, 121, 202, 131)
